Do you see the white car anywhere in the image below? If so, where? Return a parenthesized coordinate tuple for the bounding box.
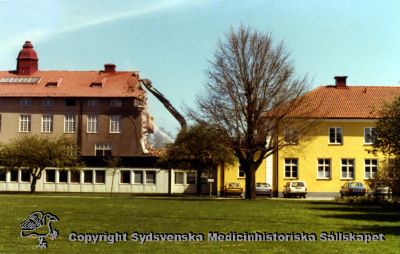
(283, 181, 307, 198)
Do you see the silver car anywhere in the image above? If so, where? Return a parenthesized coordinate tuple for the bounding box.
(256, 183, 272, 197)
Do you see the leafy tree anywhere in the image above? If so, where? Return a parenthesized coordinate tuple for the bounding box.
(159, 123, 236, 195)
(191, 25, 313, 199)
(0, 135, 82, 193)
(372, 96, 400, 200)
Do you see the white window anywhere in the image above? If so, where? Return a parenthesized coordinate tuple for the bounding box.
(329, 127, 342, 144)
(19, 115, 31, 132)
(317, 159, 331, 179)
(120, 171, 131, 184)
(285, 158, 298, 178)
(41, 115, 53, 133)
(111, 99, 122, 107)
(133, 171, 143, 184)
(109, 115, 121, 133)
(145, 171, 156, 184)
(43, 98, 54, 107)
(88, 99, 99, 107)
(64, 115, 76, 133)
(87, 115, 99, 133)
(175, 172, 184, 184)
(341, 159, 355, 179)
(95, 170, 105, 184)
(284, 128, 298, 144)
(365, 159, 378, 179)
(364, 128, 376, 145)
(83, 170, 93, 183)
(20, 98, 31, 107)
(95, 144, 112, 157)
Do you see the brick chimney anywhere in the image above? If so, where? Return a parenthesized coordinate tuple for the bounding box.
(334, 76, 347, 88)
(104, 64, 116, 73)
(16, 41, 38, 75)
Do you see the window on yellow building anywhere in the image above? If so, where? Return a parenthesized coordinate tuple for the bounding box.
(329, 127, 342, 144)
(364, 159, 378, 179)
(364, 128, 376, 145)
(284, 128, 298, 144)
(284, 158, 298, 178)
(317, 159, 331, 179)
(238, 168, 245, 178)
(341, 159, 354, 179)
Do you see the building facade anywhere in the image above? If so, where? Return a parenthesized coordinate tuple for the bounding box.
(218, 76, 400, 197)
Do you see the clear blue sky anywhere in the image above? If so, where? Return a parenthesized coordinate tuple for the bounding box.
(1, 0, 400, 135)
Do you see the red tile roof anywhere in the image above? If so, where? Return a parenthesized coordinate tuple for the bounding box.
(0, 70, 143, 98)
(294, 85, 400, 119)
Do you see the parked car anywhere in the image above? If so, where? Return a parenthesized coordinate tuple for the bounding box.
(224, 182, 243, 197)
(256, 182, 272, 197)
(340, 182, 367, 197)
(368, 183, 390, 198)
(283, 181, 307, 198)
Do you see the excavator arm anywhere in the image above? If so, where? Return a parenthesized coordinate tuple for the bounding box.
(140, 79, 187, 129)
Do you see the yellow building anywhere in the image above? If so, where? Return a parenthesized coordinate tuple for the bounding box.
(219, 76, 400, 197)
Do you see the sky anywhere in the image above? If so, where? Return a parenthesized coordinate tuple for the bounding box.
(1, 0, 400, 137)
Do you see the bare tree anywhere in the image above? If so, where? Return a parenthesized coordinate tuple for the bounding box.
(191, 25, 314, 199)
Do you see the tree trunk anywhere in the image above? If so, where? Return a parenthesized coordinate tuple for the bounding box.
(30, 177, 37, 194)
(244, 161, 256, 200)
(196, 170, 203, 196)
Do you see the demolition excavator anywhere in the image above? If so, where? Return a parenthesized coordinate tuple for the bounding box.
(139, 79, 187, 130)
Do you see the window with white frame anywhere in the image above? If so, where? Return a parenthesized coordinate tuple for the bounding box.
(43, 98, 54, 107)
(95, 170, 105, 184)
(133, 171, 143, 184)
(10, 170, 18, 182)
(20, 97, 31, 107)
(341, 159, 355, 179)
(19, 115, 31, 132)
(285, 158, 298, 178)
(70, 171, 80, 183)
(329, 127, 342, 144)
(41, 115, 53, 133)
(87, 99, 99, 107)
(0, 171, 6, 181)
(317, 158, 331, 179)
(284, 128, 298, 144)
(175, 172, 184, 184)
(365, 159, 378, 179)
(83, 170, 93, 183)
(58, 170, 68, 183)
(120, 171, 131, 184)
(87, 115, 99, 133)
(46, 170, 56, 183)
(64, 115, 76, 133)
(145, 171, 156, 184)
(111, 99, 122, 107)
(20, 170, 30, 182)
(109, 115, 121, 133)
(364, 128, 376, 145)
(95, 144, 112, 157)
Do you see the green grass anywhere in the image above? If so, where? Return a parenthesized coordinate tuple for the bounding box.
(0, 194, 399, 253)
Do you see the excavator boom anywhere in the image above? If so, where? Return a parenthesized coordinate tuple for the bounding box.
(140, 79, 187, 129)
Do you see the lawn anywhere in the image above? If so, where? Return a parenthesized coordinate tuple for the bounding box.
(0, 194, 399, 253)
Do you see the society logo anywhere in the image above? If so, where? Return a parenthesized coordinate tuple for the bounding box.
(20, 211, 59, 249)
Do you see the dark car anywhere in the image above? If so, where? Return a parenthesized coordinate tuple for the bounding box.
(340, 182, 366, 197)
(256, 183, 272, 197)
